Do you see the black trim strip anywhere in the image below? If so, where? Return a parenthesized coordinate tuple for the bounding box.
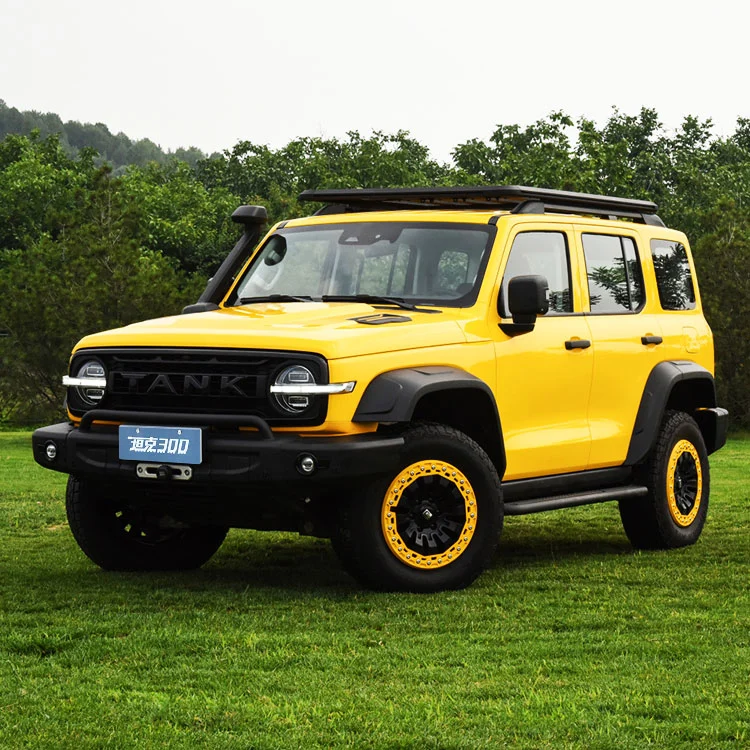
(79, 410, 275, 439)
(504, 485, 647, 516)
(502, 467, 631, 502)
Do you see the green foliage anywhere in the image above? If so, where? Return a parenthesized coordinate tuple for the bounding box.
(0, 166, 199, 423)
(0, 132, 92, 251)
(196, 130, 465, 223)
(693, 201, 750, 426)
(121, 161, 240, 275)
(453, 111, 578, 188)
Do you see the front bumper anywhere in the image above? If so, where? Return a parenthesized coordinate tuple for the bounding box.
(32, 419, 404, 488)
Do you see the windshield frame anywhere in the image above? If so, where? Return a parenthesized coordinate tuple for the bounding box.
(225, 220, 498, 309)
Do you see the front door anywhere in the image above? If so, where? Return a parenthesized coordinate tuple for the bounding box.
(492, 226, 593, 481)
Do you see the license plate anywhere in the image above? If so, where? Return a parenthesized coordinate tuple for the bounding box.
(118, 425, 202, 465)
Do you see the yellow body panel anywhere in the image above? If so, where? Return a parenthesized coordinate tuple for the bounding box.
(69, 208, 715, 479)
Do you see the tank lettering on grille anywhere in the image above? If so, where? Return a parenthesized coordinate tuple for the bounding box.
(114, 371, 256, 398)
(146, 374, 178, 395)
(219, 375, 246, 397)
(119, 372, 148, 390)
(183, 374, 210, 394)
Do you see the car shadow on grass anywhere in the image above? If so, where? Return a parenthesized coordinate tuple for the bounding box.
(496, 534, 634, 567)
(23, 517, 638, 601)
(496, 515, 636, 570)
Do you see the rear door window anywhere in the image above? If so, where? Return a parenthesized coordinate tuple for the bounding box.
(582, 234, 645, 313)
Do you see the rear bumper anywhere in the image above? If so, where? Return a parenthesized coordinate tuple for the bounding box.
(695, 407, 729, 455)
(32, 421, 404, 488)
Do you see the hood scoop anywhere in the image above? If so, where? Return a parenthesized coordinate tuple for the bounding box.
(350, 313, 412, 325)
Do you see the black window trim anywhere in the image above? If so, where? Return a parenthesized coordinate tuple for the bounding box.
(580, 231, 647, 317)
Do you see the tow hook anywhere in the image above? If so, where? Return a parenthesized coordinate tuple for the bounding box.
(136, 463, 193, 481)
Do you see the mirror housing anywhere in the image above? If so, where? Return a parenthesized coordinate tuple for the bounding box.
(500, 274, 550, 335)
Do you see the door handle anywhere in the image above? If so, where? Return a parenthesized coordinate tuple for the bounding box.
(641, 336, 663, 346)
(565, 339, 591, 350)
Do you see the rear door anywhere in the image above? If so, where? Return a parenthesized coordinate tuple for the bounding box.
(574, 227, 664, 468)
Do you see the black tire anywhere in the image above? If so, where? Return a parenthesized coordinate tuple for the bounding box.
(66, 476, 229, 571)
(331, 423, 503, 592)
(619, 410, 710, 550)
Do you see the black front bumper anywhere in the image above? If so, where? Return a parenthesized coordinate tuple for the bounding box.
(32, 419, 404, 489)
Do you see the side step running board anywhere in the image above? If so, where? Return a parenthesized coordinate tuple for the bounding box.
(504, 485, 648, 516)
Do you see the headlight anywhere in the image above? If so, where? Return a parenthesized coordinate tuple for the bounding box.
(272, 365, 315, 413)
(64, 360, 107, 406)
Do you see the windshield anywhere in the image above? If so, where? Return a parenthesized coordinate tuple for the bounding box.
(229, 222, 496, 307)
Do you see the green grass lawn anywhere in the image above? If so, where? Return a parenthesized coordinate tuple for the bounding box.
(1, 432, 748, 749)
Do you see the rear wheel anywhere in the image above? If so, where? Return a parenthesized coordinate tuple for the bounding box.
(66, 477, 228, 571)
(619, 410, 709, 549)
(332, 423, 503, 592)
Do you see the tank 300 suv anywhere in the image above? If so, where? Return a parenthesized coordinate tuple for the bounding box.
(33, 186, 728, 591)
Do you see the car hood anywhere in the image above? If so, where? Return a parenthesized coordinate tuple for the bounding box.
(73, 302, 470, 360)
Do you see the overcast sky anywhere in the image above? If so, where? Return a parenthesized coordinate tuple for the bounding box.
(1, 0, 748, 162)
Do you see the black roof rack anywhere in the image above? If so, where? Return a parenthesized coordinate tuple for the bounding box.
(297, 185, 665, 227)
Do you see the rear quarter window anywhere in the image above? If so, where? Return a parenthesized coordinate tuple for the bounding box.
(650, 239, 696, 310)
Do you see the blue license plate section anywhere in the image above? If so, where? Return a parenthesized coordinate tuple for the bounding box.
(118, 425, 202, 465)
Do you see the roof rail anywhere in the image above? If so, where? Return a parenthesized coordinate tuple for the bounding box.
(297, 185, 665, 227)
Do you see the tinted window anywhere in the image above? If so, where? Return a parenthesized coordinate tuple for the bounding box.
(501, 232, 572, 316)
(651, 239, 696, 310)
(583, 234, 645, 313)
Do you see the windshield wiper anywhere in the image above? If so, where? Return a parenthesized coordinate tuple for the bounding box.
(237, 294, 314, 305)
(321, 294, 441, 313)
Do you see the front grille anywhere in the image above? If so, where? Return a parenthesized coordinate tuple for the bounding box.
(68, 348, 329, 425)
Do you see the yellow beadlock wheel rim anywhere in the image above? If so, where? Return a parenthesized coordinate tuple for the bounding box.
(666, 439, 703, 527)
(381, 460, 477, 570)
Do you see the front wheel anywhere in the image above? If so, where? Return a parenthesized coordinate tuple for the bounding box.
(619, 410, 710, 549)
(66, 477, 229, 571)
(332, 423, 503, 592)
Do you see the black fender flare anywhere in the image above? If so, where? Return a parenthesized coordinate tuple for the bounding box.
(625, 360, 720, 465)
(353, 366, 506, 474)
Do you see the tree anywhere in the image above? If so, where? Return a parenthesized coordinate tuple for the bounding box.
(693, 201, 750, 427)
(195, 130, 462, 223)
(122, 161, 241, 275)
(0, 133, 92, 253)
(0, 167, 198, 423)
(0, 99, 208, 171)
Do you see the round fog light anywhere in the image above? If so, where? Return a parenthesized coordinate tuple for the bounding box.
(297, 454, 317, 475)
(45, 442, 57, 461)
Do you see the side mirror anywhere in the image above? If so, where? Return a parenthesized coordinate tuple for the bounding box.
(500, 275, 549, 334)
(508, 274, 550, 323)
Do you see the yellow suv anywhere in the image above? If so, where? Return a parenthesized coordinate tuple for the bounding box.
(33, 186, 728, 592)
